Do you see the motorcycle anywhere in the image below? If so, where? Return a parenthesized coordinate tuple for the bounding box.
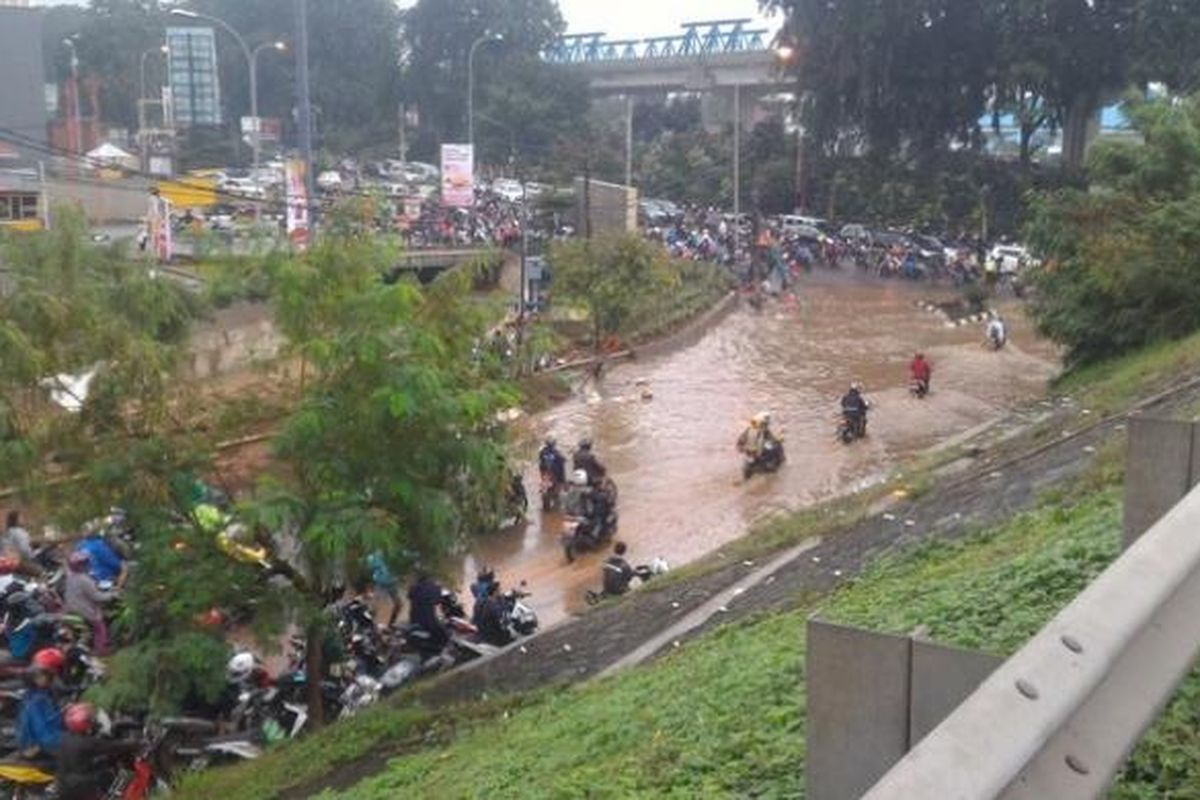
(742, 438, 786, 480)
(585, 558, 670, 605)
(562, 509, 618, 563)
(910, 378, 929, 399)
(838, 411, 868, 445)
(561, 479, 619, 563)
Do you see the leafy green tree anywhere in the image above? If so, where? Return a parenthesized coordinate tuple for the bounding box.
(1027, 95, 1200, 364)
(0, 210, 253, 713)
(771, 0, 996, 157)
(247, 237, 516, 721)
(549, 234, 679, 348)
(400, 0, 565, 159)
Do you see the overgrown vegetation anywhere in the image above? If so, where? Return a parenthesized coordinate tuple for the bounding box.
(548, 234, 729, 350)
(1028, 96, 1200, 366)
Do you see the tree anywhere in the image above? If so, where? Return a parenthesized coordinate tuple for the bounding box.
(475, 56, 591, 172)
(400, 0, 565, 160)
(771, 0, 996, 157)
(0, 210, 254, 714)
(192, 0, 404, 155)
(549, 234, 679, 349)
(248, 236, 516, 722)
(1027, 95, 1200, 364)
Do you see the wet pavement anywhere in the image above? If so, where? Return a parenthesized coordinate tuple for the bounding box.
(460, 273, 1059, 627)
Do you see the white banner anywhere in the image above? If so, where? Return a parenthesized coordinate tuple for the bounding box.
(285, 158, 309, 250)
(440, 143, 474, 208)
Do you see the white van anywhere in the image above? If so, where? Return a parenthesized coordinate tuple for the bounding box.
(780, 214, 828, 234)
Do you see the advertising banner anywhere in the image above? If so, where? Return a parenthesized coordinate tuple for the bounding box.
(147, 193, 173, 262)
(440, 143, 474, 208)
(285, 158, 309, 250)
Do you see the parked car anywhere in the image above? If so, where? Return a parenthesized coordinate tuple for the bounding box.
(780, 214, 829, 235)
(491, 178, 525, 203)
(988, 244, 1036, 274)
(840, 223, 872, 244)
(317, 171, 344, 192)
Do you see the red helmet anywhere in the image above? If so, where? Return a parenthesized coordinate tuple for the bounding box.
(31, 647, 65, 674)
(68, 550, 90, 571)
(0, 556, 19, 575)
(64, 702, 94, 734)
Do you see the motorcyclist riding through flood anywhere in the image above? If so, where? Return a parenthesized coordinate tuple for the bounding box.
(840, 382, 870, 443)
(736, 411, 785, 478)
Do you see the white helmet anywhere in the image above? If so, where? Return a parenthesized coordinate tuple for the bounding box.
(752, 411, 771, 427)
(571, 469, 589, 486)
(226, 652, 259, 683)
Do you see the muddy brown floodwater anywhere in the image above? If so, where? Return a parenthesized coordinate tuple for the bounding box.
(459, 273, 1059, 628)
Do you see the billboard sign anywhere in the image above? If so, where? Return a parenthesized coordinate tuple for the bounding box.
(285, 158, 309, 250)
(166, 26, 222, 127)
(440, 143, 474, 208)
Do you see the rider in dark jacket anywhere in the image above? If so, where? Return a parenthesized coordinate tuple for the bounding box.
(840, 383, 869, 436)
(538, 437, 566, 484)
(407, 573, 448, 649)
(572, 439, 607, 486)
(602, 542, 636, 596)
(473, 583, 513, 647)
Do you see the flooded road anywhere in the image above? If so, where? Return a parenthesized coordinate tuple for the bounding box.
(460, 274, 1058, 627)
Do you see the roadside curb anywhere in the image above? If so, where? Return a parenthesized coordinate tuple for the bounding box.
(914, 299, 996, 328)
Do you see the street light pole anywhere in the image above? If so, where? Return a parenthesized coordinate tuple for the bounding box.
(733, 82, 741, 261)
(467, 33, 502, 151)
(250, 41, 286, 177)
(139, 45, 168, 173)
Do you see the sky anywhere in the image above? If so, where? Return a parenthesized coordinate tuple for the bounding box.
(35, 0, 780, 39)
(554, 0, 778, 39)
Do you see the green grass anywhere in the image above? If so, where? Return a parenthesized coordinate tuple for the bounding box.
(309, 489, 1123, 799)
(1054, 327, 1200, 416)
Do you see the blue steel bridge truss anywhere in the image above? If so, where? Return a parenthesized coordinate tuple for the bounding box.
(544, 19, 770, 64)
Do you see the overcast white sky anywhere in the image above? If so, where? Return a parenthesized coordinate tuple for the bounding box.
(555, 0, 778, 38)
(36, 0, 780, 40)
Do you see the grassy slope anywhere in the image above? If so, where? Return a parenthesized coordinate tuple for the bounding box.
(1055, 327, 1200, 415)
(318, 491, 1124, 799)
(177, 330, 1200, 800)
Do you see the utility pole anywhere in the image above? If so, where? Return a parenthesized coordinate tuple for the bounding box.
(624, 95, 634, 188)
(732, 83, 741, 263)
(294, 0, 316, 231)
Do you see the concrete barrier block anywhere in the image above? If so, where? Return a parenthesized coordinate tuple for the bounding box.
(806, 618, 911, 800)
(1124, 417, 1195, 548)
(909, 638, 1002, 745)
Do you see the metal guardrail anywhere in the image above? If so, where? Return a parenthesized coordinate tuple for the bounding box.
(544, 19, 770, 64)
(863, 480, 1200, 799)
